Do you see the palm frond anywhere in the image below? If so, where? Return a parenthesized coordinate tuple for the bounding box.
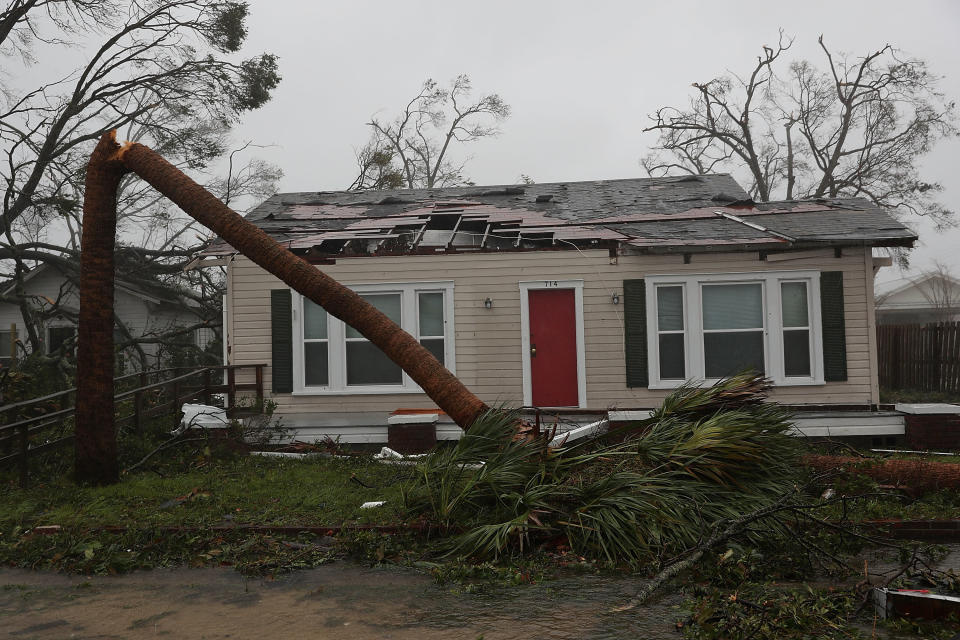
(404, 374, 802, 566)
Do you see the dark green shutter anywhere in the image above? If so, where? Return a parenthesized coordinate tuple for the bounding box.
(624, 279, 649, 388)
(820, 271, 847, 382)
(271, 289, 293, 393)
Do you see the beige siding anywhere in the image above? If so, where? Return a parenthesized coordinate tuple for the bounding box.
(227, 246, 877, 418)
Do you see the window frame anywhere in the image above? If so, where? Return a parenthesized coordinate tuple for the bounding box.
(778, 279, 815, 381)
(645, 270, 824, 389)
(0, 329, 13, 367)
(654, 283, 688, 381)
(292, 281, 455, 395)
(45, 325, 76, 355)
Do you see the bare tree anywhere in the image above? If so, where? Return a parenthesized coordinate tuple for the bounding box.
(643, 32, 957, 225)
(349, 75, 510, 190)
(906, 261, 960, 324)
(0, 0, 111, 61)
(0, 0, 280, 360)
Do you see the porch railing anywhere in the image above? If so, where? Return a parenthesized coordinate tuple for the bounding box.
(0, 364, 266, 486)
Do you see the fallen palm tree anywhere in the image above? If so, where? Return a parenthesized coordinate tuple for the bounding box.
(77, 132, 487, 485)
(803, 454, 960, 493)
(403, 373, 801, 566)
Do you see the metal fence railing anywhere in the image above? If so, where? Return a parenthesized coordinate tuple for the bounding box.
(0, 364, 265, 486)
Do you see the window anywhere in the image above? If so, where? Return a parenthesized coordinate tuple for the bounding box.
(345, 293, 403, 386)
(646, 271, 823, 388)
(0, 330, 13, 367)
(47, 326, 76, 355)
(702, 282, 765, 377)
(781, 281, 812, 378)
(655, 285, 686, 380)
(293, 281, 455, 394)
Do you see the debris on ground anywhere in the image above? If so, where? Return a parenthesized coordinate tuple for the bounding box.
(176, 404, 230, 435)
(158, 487, 211, 509)
(872, 587, 960, 620)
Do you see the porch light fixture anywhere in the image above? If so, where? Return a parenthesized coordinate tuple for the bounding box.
(484, 297, 493, 309)
(611, 292, 620, 305)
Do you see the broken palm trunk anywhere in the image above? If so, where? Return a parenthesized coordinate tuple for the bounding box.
(803, 454, 960, 493)
(76, 132, 488, 485)
(75, 136, 127, 485)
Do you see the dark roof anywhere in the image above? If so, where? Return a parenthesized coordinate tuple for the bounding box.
(204, 175, 916, 257)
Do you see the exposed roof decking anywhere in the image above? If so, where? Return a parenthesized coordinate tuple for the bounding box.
(203, 175, 916, 257)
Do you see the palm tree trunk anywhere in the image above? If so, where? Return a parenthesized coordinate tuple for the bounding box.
(76, 132, 488, 483)
(75, 132, 127, 485)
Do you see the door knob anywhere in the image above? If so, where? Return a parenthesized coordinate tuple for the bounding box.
(530, 343, 537, 357)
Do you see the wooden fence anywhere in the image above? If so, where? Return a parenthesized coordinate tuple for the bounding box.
(0, 364, 265, 486)
(878, 322, 960, 393)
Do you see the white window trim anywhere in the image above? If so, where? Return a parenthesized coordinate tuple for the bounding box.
(45, 324, 76, 355)
(292, 281, 456, 395)
(645, 270, 824, 389)
(519, 279, 587, 408)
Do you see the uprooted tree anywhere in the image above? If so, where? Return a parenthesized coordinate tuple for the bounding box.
(76, 131, 488, 485)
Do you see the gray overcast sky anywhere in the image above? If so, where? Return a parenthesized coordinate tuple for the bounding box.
(231, 0, 959, 279)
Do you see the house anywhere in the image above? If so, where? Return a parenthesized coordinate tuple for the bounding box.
(0, 262, 216, 371)
(874, 273, 960, 325)
(201, 175, 916, 445)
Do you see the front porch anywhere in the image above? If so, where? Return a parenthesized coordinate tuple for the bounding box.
(265, 404, 960, 452)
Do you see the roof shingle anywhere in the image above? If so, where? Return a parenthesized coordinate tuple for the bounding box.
(203, 175, 916, 257)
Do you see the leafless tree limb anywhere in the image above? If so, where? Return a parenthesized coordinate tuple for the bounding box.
(350, 75, 510, 190)
(643, 32, 957, 226)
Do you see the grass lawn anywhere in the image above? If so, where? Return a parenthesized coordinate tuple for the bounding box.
(1, 455, 411, 529)
(2, 443, 960, 638)
(0, 454, 419, 575)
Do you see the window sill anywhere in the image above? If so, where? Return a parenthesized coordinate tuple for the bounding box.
(292, 386, 428, 396)
(647, 377, 825, 390)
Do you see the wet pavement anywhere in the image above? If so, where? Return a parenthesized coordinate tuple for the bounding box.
(0, 564, 686, 639)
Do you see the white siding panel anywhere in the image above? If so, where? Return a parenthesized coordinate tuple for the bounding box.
(229, 247, 878, 420)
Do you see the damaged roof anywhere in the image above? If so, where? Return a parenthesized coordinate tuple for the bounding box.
(203, 174, 916, 258)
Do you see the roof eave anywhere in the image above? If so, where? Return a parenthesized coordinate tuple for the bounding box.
(620, 236, 916, 255)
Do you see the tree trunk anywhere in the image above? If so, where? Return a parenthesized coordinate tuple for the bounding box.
(75, 133, 128, 485)
(75, 132, 488, 483)
(803, 455, 960, 493)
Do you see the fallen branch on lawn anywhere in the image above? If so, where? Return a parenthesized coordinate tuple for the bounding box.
(123, 436, 210, 475)
(612, 487, 802, 611)
(612, 483, 911, 612)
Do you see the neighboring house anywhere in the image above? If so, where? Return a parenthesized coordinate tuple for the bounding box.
(0, 263, 215, 370)
(202, 175, 915, 443)
(874, 273, 960, 325)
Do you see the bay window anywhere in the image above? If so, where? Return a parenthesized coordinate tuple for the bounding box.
(293, 281, 455, 394)
(645, 271, 823, 388)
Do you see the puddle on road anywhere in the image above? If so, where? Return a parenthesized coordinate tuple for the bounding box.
(0, 563, 686, 639)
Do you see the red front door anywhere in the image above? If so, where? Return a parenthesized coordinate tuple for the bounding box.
(528, 288, 579, 407)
